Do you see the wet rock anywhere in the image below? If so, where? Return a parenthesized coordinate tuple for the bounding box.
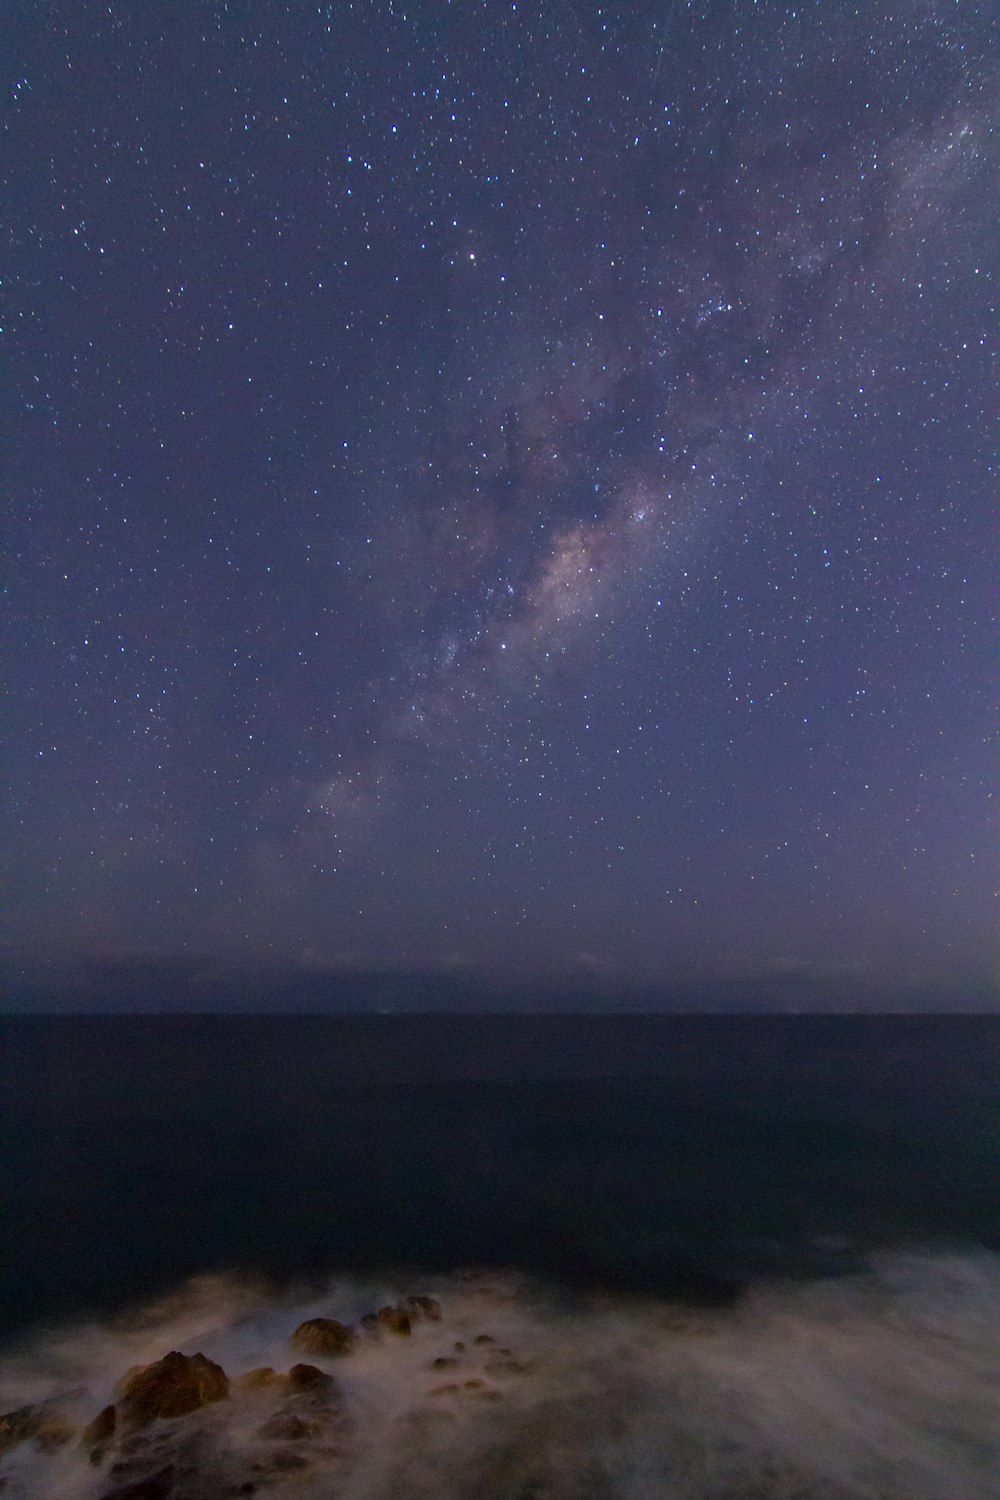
(82, 1403, 117, 1459)
(99, 1466, 175, 1500)
(237, 1367, 285, 1390)
(286, 1363, 335, 1396)
(289, 1317, 355, 1357)
(254, 1449, 308, 1474)
(404, 1294, 442, 1321)
(486, 1355, 532, 1375)
(377, 1304, 411, 1336)
(256, 1413, 319, 1442)
(119, 1351, 229, 1429)
(0, 1401, 75, 1456)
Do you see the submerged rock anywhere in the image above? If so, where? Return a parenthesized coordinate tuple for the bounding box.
(99, 1465, 175, 1500)
(0, 1400, 75, 1456)
(289, 1317, 356, 1356)
(119, 1351, 229, 1429)
(256, 1413, 319, 1442)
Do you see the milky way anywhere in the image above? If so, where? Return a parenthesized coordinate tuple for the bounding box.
(6, 0, 996, 998)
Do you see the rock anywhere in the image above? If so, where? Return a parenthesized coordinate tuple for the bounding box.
(286, 1364, 335, 1396)
(431, 1356, 458, 1370)
(376, 1304, 411, 1336)
(99, 1466, 175, 1500)
(0, 1401, 75, 1456)
(289, 1318, 356, 1357)
(238, 1367, 285, 1390)
(256, 1413, 318, 1442)
(472, 1333, 495, 1346)
(486, 1355, 531, 1374)
(404, 1295, 442, 1321)
(252, 1449, 309, 1475)
(82, 1403, 117, 1457)
(118, 1351, 229, 1429)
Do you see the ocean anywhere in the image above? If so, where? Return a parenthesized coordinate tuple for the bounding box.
(1, 1014, 997, 1498)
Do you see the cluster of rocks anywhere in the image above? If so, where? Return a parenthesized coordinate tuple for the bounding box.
(288, 1291, 442, 1357)
(0, 1292, 535, 1498)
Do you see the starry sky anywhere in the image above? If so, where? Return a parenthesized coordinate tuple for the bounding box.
(6, 0, 997, 1007)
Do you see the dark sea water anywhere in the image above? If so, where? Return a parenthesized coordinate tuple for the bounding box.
(1, 1014, 998, 1498)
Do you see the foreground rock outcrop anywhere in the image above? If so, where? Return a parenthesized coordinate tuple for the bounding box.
(288, 1316, 356, 1356)
(0, 1289, 534, 1499)
(118, 1351, 230, 1428)
(0, 1398, 75, 1456)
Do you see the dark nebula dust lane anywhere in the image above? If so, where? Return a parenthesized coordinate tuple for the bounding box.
(5, 0, 996, 992)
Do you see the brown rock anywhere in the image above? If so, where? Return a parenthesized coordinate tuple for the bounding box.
(238, 1367, 285, 1390)
(118, 1351, 229, 1429)
(376, 1304, 411, 1336)
(0, 1402, 75, 1456)
(431, 1356, 458, 1370)
(472, 1333, 495, 1346)
(286, 1364, 335, 1395)
(99, 1466, 175, 1500)
(404, 1295, 442, 1321)
(81, 1403, 117, 1456)
(256, 1413, 318, 1442)
(289, 1317, 356, 1357)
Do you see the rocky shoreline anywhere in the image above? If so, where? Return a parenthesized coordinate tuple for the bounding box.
(0, 1292, 536, 1499)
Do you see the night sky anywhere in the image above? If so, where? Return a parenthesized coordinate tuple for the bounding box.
(6, 1, 997, 1006)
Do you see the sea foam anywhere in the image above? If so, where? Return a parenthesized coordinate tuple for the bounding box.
(1, 1250, 997, 1498)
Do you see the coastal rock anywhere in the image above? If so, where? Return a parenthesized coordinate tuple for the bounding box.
(82, 1403, 117, 1459)
(238, 1366, 285, 1390)
(376, 1304, 412, 1336)
(289, 1317, 356, 1357)
(287, 1363, 335, 1396)
(119, 1351, 229, 1429)
(404, 1294, 442, 1321)
(99, 1465, 175, 1500)
(0, 1400, 75, 1456)
(256, 1413, 319, 1442)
